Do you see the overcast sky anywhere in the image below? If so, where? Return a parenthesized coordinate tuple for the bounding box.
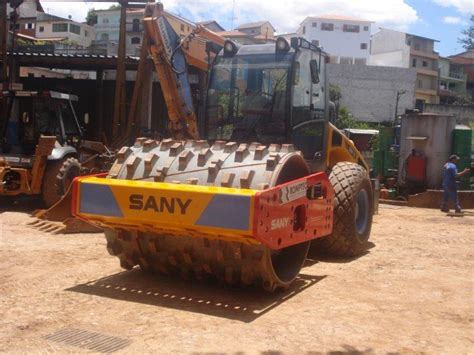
(41, 0, 473, 56)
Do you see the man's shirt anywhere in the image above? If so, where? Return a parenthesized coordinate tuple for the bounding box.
(442, 162, 457, 189)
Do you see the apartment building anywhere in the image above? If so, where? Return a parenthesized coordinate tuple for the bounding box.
(93, 7, 196, 56)
(7, 0, 43, 37)
(370, 28, 440, 105)
(296, 15, 373, 65)
(448, 50, 474, 101)
(235, 21, 275, 38)
(35, 13, 95, 48)
(438, 57, 467, 103)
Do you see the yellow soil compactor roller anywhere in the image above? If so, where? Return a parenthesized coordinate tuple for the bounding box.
(72, 4, 374, 291)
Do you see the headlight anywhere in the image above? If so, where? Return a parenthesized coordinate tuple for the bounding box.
(223, 40, 238, 56)
(275, 37, 290, 53)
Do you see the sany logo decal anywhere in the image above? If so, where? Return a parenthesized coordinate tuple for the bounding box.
(271, 217, 290, 230)
(280, 181, 307, 204)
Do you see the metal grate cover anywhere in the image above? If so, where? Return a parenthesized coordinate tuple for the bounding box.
(44, 327, 131, 353)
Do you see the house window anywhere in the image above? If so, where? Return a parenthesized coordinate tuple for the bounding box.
(422, 60, 428, 67)
(10, 23, 20, 30)
(343, 24, 360, 33)
(39, 26, 44, 32)
(412, 58, 417, 67)
(187, 26, 190, 32)
(84, 30, 89, 37)
(52, 23, 68, 32)
(132, 18, 140, 32)
(321, 23, 334, 31)
(26, 23, 35, 29)
(131, 37, 140, 44)
(312, 22, 317, 28)
(101, 33, 109, 41)
(312, 39, 319, 46)
(103, 18, 109, 24)
(418, 80, 423, 89)
(363, 25, 369, 31)
(414, 43, 420, 50)
(302, 26, 306, 34)
(360, 43, 368, 50)
(180, 24, 185, 32)
(69, 24, 81, 35)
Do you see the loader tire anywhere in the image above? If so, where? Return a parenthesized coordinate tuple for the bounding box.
(42, 157, 79, 207)
(312, 162, 373, 257)
(56, 157, 81, 196)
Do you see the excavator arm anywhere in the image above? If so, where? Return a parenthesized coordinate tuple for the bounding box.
(142, 3, 225, 140)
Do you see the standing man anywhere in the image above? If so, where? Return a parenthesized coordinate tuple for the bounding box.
(441, 155, 470, 213)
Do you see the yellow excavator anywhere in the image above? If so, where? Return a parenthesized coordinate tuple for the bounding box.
(72, 3, 373, 291)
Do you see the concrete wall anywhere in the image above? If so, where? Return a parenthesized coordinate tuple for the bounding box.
(297, 18, 371, 63)
(327, 63, 416, 122)
(424, 103, 474, 125)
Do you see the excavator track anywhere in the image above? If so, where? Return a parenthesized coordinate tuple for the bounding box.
(101, 138, 315, 291)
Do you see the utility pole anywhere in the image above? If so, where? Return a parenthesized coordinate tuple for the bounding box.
(394, 89, 406, 124)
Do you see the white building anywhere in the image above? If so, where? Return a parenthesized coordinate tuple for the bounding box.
(296, 15, 373, 65)
(35, 13, 95, 48)
(370, 28, 440, 104)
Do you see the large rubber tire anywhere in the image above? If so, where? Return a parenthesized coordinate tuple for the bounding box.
(56, 157, 81, 196)
(42, 157, 80, 207)
(312, 162, 373, 257)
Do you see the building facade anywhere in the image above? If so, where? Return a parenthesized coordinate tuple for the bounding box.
(35, 13, 95, 48)
(93, 8, 196, 56)
(370, 28, 440, 105)
(236, 21, 275, 38)
(296, 15, 373, 65)
(448, 50, 474, 101)
(438, 57, 468, 103)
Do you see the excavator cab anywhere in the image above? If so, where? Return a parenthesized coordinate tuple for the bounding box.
(206, 37, 328, 164)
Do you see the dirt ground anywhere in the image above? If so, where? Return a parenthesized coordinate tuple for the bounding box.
(0, 203, 473, 354)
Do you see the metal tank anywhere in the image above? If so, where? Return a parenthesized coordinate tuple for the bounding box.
(398, 113, 456, 189)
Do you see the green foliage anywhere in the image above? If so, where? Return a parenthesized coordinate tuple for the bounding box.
(334, 106, 371, 130)
(458, 15, 474, 50)
(329, 84, 342, 102)
(108, 4, 121, 10)
(86, 8, 98, 26)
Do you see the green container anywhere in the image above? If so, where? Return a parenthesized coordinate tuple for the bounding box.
(378, 127, 394, 151)
(383, 150, 398, 177)
(452, 126, 472, 157)
(373, 150, 384, 176)
(458, 157, 472, 190)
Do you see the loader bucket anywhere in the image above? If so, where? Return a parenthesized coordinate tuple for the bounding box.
(30, 183, 101, 234)
(73, 139, 334, 291)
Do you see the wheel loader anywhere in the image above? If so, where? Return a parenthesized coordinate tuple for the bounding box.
(72, 3, 374, 291)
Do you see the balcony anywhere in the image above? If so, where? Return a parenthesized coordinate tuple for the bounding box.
(417, 68, 438, 77)
(448, 71, 467, 81)
(410, 48, 438, 60)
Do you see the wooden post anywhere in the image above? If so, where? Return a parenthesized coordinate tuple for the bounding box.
(96, 69, 104, 142)
(111, 0, 127, 141)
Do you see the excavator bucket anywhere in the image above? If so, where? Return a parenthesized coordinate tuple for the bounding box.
(72, 139, 334, 291)
(30, 183, 101, 234)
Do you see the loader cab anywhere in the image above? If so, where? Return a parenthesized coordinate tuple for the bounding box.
(205, 37, 328, 164)
(1, 91, 83, 156)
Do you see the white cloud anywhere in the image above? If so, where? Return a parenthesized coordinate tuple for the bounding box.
(442, 16, 463, 24)
(42, 0, 419, 33)
(433, 0, 474, 14)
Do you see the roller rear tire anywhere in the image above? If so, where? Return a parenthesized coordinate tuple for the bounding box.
(312, 162, 373, 257)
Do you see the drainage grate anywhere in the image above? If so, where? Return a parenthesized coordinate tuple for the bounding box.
(44, 327, 131, 353)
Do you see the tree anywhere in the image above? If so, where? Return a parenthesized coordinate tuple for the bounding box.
(458, 15, 474, 50)
(108, 4, 121, 10)
(86, 8, 97, 26)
